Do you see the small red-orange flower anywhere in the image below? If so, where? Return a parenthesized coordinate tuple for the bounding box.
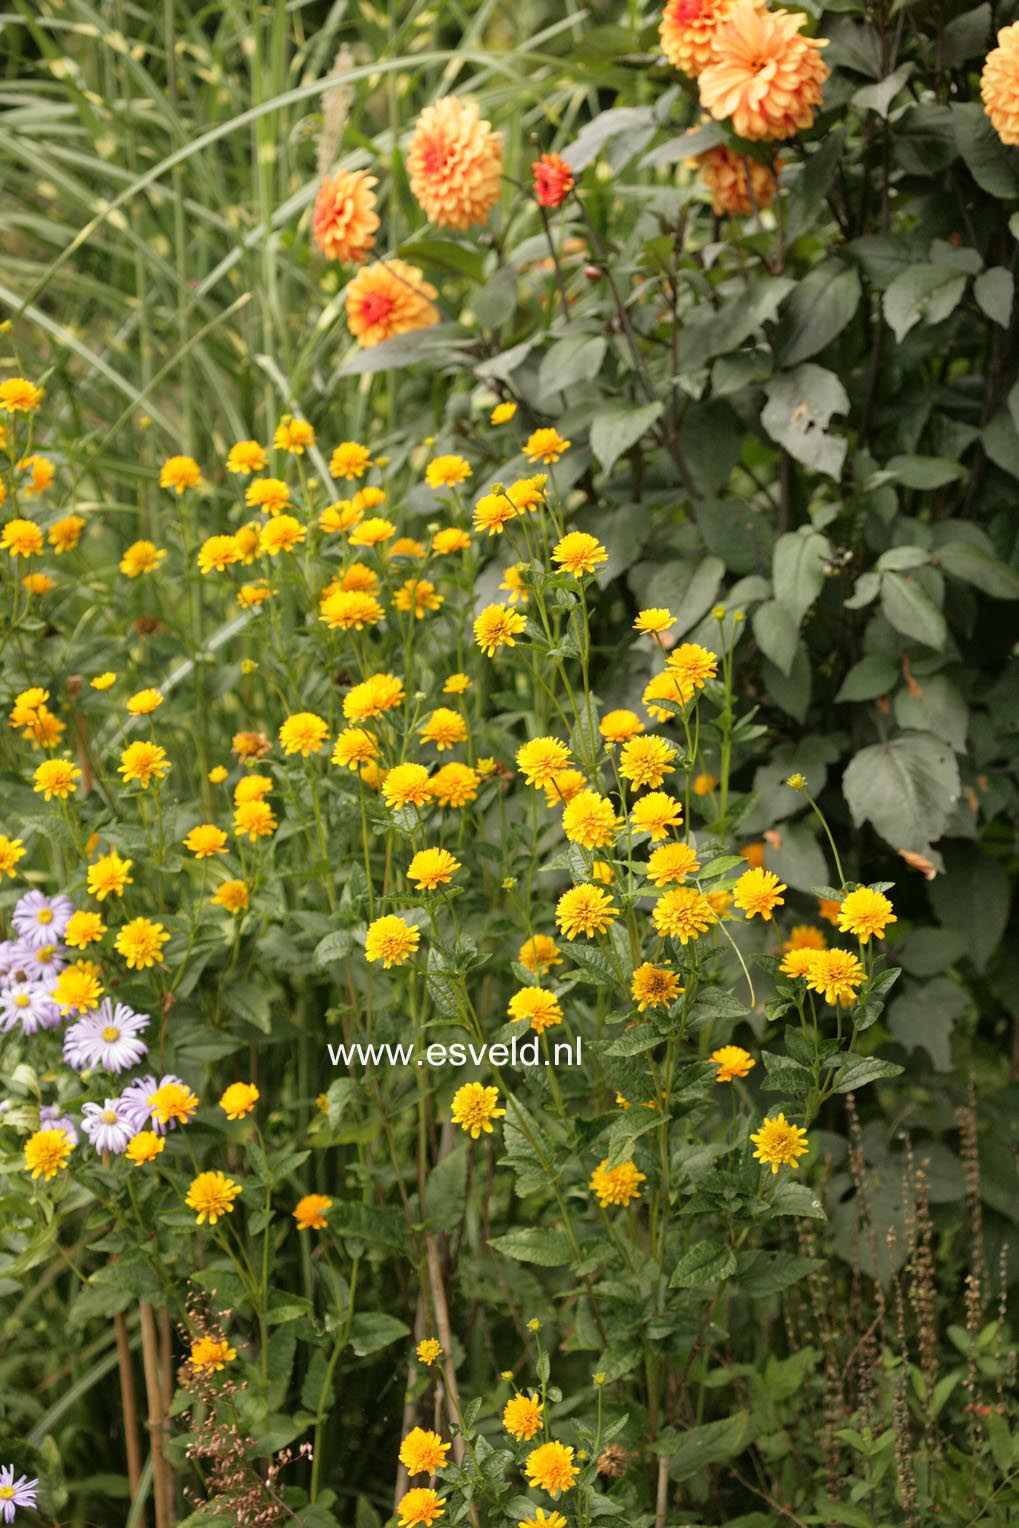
(345, 259, 439, 349)
(312, 169, 380, 263)
(533, 153, 574, 208)
(699, 2, 829, 141)
(697, 144, 779, 216)
(407, 96, 503, 230)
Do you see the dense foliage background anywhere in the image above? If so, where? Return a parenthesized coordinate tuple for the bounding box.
(2, 0, 1019, 1524)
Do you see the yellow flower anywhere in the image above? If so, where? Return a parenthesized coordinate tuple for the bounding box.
(693, 771, 717, 796)
(525, 1441, 579, 1498)
(196, 534, 240, 575)
(383, 762, 432, 809)
(391, 536, 425, 558)
(21, 572, 54, 596)
(186, 1170, 242, 1225)
(631, 790, 683, 842)
(365, 914, 420, 968)
(393, 577, 444, 618)
(183, 823, 228, 859)
(208, 765, 228, 783)
(273, 416, 315, 454)
(126, 1131, 165, 1166)
(552, 531, 607, 578)
(53, 960, 104, 1013)
(399, 1427, 451, 1476)
(519, 934, 562, 973)
(407, 847, 461, 890)
(562, 789, 619, 850)
(599, 708, 644, 742)
(491, 401, 517, 424)
(590, 1158, 647, 1208)
(711, 1045, 755, 1083)
(779, 948, 818, 980)
(119, 740, 170, 789)
(115, 917, 169, 970)
(432, 527, 472, 555)
(189, 1336, 237, 1370)
(219, 1082, 259, 1120)
(631, 963, 681, 1012)
(668, 642, 719, 690)
(49, 514, 86, 553)
(443, 673, 471, 695)
(279, 712, 329, 757)
(227, 439, 268, 475)
(212, 879, 249, 913)
(0, 835, 26, 879)
(619, 735, 677, 790)
(419, 707, 467, 752)
(126, 688, 163, 716)
(259, 514, 305, 556)
(16, 455, 52, 494)
(233, 799, 278, 840)
(416, 1338, 443, 1365)
(751, 1112, 809, 1174)
(503, 1393, 544, 1441)
(397, 1487, 445, 1527)
(245, 476, 290, 515)
(451, 1081, 505, 1139)
(507, 475, 548, 512)
(33, 757, 80, 800)
(350, 515, 396, 548)
(652, 886, 717, 944)
(426, 454, 472, 488)
(836, 887, 896, 944)
(517, 737, 573, 788)
(330, 441, 372, 480)
(556, 883, 617, 940)
(24, 1127, 74, 1180)
(0, 376, 44, 413)
(87, 850, 133, 900)
(733, 866, 787, 921)
(634, 607, 676, 634)
(508, 987, 563, 1034)
(804, 947, 865, 1006)
(643, 670, 692, 721)
(646, 841, 700, 886)
(818, 896, 842, 925)
(429, 761, 480, 808)
(293, 1193, 332, 1230)
(344, 672, 405, 721)
(150, 1079, 200, 1127)
(407, 95, 503, 229)
(782, 924, 826, 953)
(1, 518, 44, 557)
(160, 454, 202, 494)
(474, 603, 527, 657)
(64, 910, 106, 949)
(524, 428, 570, 464)
(120, 540, 166, 577)
(91, 672, 116, 691)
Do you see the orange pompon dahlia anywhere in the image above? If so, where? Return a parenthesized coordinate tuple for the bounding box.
(312, 169, 380, 263)
(982, 23, 1019, 145)
(345, 259, 439, 349)
(661, 0, 746, 78)
(696, 144, 779, 216)
(407, 96, 503, 230)
(699, 3, 829, 142)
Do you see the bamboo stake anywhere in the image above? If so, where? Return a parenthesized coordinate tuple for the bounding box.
(114, 1312, 146, 1528)
(139, 1301, 170, 1528)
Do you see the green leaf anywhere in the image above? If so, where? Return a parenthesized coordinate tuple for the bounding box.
(885, 454, 966, 488)
(761, 365, 848, 479)
(953, 101, 1019, 198)
(882, 263, 967, 342)
(772, 529, 830, 624)
(929, 843, 1011, 972)
(935, 539, 1019, 599)
(669, 1240, 737, 1289)
(843, 732, 961, 855)
(853, 62, 914, 118)
(975, 266, 1014, 327)
(735, 1250, 824, 1296)
(982, 408, 1019, 478)
(488, 1228, 574, 1266)
(880, 571, 946, 649)
(348, 1312, 411, 1356)
(776, 263, 861, 367)
(828, 1056, 904, 1094)
(394, 237, 485, 282)
(893, 104, 958, 175)
(664, 1412, 752, 1480)
(590, 401, 663, 473)
(835, 655, 898, 702)
(890, 977, 968, 1070)
(894, 673, 968, 753)
(473, 266, 518, 327)
(538, 332, 608, 398)
(752, 600, 799, 675)
(313, 929, 354, 967)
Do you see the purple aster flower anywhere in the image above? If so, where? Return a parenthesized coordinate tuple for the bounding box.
(39, 1105, 79, 1146)
(81, 1097, 138, 1155)
(0, 941, 23, 982)
(119, 1071, 189, 1136)
(11, 891, 74, 950)
(13, 937, 67, 983)
(0, 978, 61, 1036)
(0, 1464, 38, 1523)
(63, 1001, 149, 1074)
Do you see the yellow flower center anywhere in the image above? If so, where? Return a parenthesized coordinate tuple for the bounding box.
(37, 907, 53, 924)
(102, 1026, 120, 1042)
(101, 1109, 118, 1125)
(0, 1486, 14, 1500)
(14, 993, 29, 1008)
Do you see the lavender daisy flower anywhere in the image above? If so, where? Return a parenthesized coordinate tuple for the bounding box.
(0, 978, 61, 1036)
(63, 1001, 149, 1074)
(81, 1097, 138, 1155)
(119, 1073, 158, 1134)
(39, 1105, 79, 1146)
(14, 938, 67, 983)
(11, 891, 74, 950)
(0, 1464, 38, 1523)
(0, 941, 23, 982)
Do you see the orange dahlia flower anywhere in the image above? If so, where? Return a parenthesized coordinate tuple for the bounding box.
(697, 144, 779, 215)
(345, 259, 439, 349)
(407, 96, 503, 230)
(660, 0, 747, 78)
(699, 3, 829, 141)
(312, 169, 380, 263)
(982, 23, 1019, 145)
(533, 153, 574, 208)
